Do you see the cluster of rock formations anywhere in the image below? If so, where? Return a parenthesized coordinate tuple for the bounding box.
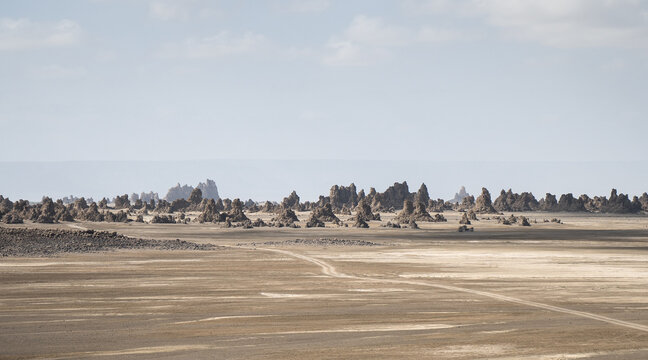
(2, 181, 647, 228)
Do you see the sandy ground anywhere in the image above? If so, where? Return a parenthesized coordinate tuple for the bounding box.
(1, 211, 648, 359)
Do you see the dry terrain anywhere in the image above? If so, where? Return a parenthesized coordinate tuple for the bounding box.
(1, 212, 648, 359)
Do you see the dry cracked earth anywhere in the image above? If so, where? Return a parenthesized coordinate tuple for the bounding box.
(1, 211, 648, 359)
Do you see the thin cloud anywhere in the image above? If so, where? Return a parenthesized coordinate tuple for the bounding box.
(323, 15, 460, 66)
(158, 31, 267, 59)
(0, 18, 82, 51)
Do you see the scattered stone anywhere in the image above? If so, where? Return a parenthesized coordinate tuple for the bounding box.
(458, 225, 474, 232)
(151, 215, 175, 224)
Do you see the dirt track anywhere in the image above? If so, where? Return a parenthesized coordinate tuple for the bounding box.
(1, 213, 648, 359)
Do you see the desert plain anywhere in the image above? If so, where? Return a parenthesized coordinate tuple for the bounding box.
(1, 211, 648, 359)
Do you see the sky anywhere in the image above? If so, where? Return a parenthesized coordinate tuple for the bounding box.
(1, 1, 648, 200)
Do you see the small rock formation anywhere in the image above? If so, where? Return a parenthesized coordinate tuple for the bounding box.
(135, 215, 144, 223)
(494, 189, 539, 212)
(307, 203, 340, 227)
(114, 194, 130, 209)
(432, 213, 447, 222)
(329, 183, 359, 210)
(539, 193, 558, 211)
(354, 198, 380, 222)
(395, 200, 434, 223)
(372, 181, 411, 210)
(459, 212, 471, 225)
(415, 183, 430, 205)
(165, 183, 194, 202)
(188, 188, 203, 205)
(197, 199, 220, 223)
(452, 186, 470, 204)
(281, 191, 301, 210)
(105, 211, 129, 223)
(252, 218, 267, 227)
(170, 198, 190, 213)
(382, 221, 401, 228)
(81, 202, 104, 221)
(151, 215, 175, 223)
(2, 211, 23, 224)
(196, 179, 220, 200)
(271, 206, 300, 228)
(353, 217, 369, 228)
(458, 225, 474, 232)
(473, 188, 497, 214)
(467, 210, 478, 221)
(227, 198, 249, 222)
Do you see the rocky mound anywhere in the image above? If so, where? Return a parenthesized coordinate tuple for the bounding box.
(271, 206, 299, 228)
(494, 190, 539, 212)
(114, 194, 130, 209)
(415, 183, 430, 204)
(151, 215, 175, 224)
(352, 217, 369, 228)
(197, 199, 220, 223)
(395, 200, 434, 223)
(0, 228, 217, 257)
(308, 203, 339, 223)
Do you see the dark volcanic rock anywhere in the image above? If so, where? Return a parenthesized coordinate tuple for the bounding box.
(458, 225, 474, 232)
(494, 189, 539, 212)
(557, 193, 585, 212)
(170, 198, 190, 213)
(0, 228, 217, 257)
(281, 191, 301, 210)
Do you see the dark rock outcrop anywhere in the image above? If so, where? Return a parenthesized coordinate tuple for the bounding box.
(473, 188, 497, 214)
(459, 212, 471, 225)
(281, 191, 300, 210)
(329, 184, 359, 210)
(372, 181, 411, 211)
(227, 199, 249, 222)
(354, 198, 380, 222)
(271, 207, 299, 227)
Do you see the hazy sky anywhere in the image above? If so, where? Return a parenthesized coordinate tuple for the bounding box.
(2, 0, 648, 162)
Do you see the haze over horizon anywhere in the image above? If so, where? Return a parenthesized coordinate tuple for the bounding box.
(1, 159, 646, 203)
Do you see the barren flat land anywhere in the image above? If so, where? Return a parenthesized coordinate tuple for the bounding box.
(2, 212, 648, 359)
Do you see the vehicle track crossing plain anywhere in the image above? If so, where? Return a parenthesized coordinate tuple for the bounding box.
(258, 247, 648, 333)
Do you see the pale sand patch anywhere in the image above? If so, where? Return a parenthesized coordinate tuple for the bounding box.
(174, 315, 273, 325)
(261, 323, 457, 335)
(260, 292, 340, 299)
(47, 345, 217, 359)
(349, 288, 414, 292)
(430, 344, 514, 357)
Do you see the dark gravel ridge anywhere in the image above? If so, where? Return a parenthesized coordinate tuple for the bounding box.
(0, 227, 218, 257)
(239, 238, 382, 247)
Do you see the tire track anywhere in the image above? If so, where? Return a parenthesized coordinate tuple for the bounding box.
(261, 247, 648, 333)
